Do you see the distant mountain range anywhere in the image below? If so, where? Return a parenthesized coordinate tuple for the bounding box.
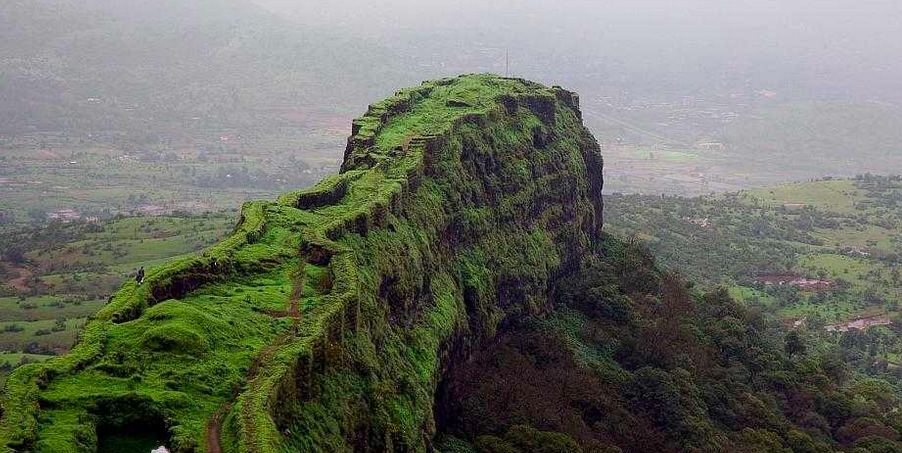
(0, 0, 415, 140)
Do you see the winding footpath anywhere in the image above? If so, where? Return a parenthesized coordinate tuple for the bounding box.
(205, 263, 307, 453)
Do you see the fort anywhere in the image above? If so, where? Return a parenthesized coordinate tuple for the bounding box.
(0, 74, 604, 453)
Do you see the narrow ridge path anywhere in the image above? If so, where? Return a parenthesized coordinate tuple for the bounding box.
(262, 264, 306, 320)
(205, 261, 306, 453)
(205, 402, 232, 453)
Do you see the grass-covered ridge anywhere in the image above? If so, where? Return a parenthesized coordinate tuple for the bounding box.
(0, 74, 604, 453)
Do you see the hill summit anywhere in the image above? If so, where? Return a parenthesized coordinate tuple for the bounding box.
(0, 74, 604, 452)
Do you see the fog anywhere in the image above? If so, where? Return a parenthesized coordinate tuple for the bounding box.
(256, 0, 902, 102)
(2, 0, 902, 227)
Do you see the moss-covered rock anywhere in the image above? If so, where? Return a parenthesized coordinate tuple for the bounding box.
(0, 74, 603, 453)
(140, 324, 211, 356)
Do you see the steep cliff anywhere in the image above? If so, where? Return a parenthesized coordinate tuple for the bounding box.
(0, 74, 604, 453)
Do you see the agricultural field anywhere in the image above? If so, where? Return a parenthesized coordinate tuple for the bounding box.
(748, 179, 872, 214)
(627, 149, 699, 162)
(0, 130, 341, 233)
(588, 100, 902, 196)
(606, 174, 902, 324)
(605, 174, 902, 370)
(0, 213, 234, 383)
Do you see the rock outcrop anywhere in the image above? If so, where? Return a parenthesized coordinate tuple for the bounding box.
(0, 74, 603, 453)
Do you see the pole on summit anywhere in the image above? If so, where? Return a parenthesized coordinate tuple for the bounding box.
(505, 49, 510, 77)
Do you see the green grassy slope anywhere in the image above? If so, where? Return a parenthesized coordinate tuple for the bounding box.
(0, 74, 604, 453)
(0, 214, 234, 387)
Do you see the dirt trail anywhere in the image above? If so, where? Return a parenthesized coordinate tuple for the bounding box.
(288, 263, 305, 320)
(205, 403, 232, 453)
(205, 263, 306, 453)
(262, 264, 306, 320)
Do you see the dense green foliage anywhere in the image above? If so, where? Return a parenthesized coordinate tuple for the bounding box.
(0, 74, 604, 453)
(437, 236, 902, 453)
(604, 175, 902, 386)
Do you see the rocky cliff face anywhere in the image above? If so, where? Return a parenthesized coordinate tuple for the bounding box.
(0, 74, 603, 453)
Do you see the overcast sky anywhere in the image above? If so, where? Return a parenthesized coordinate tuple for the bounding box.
(254, 0, 902, 102)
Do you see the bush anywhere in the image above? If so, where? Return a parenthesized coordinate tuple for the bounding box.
(3, 245, 26, 264)
(475, 436, 519, 453)
(854, 435, 902, 453)
(51, 319, 66, 332)
(3, 324, 24, 333)
(475, 426, 583, 453)
(504, 425, 582, 453)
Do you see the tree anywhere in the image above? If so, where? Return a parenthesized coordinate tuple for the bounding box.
(785, 331, 806, 357)
(3, 244, 26, 264)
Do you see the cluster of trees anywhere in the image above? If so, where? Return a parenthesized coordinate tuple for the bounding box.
(605, 194, 806, 284)
(0, 211, 13, 229)
(0, 220, 95, 264)
(838, 327, 902, 376)
(852, 175, 902, 223)
(0, 356, 38, 373)
(437, 237, 902, 453)
(606, 178, 902, 323)
(20, 342, 56, 355)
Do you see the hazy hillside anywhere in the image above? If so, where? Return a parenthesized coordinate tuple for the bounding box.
(3, 0, 901, 202)
(0, 0, 412, 142)
(718, 102, 902, 163)
(0, 0, 422, 230)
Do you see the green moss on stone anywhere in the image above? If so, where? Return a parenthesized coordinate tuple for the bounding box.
(0, 74, 603, 453)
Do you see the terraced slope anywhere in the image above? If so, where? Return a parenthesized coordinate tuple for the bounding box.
(0, 74, 604, 453)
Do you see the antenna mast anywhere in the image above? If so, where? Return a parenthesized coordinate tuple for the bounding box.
(505, 49, 510, 77)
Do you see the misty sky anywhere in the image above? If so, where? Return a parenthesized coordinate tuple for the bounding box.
(2, 0, 900, 141)
(256, 0, 902, 102)
(2, 0, 902, 215)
